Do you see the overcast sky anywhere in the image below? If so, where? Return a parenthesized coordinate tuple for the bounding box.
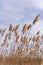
(0, 0, 43, 33)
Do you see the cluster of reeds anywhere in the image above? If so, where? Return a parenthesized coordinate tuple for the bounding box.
(0, 15, 43, 58)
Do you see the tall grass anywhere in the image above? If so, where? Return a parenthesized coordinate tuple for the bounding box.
(0, 15, 43, 65)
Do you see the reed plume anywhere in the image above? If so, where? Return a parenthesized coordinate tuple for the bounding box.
(26, 37, 32, 44)
(32, 15, 40, 25)
(5, 33, 11, 40)
(9, 24, 13, 31)
(32, 36, 35, 42)
(15, 35, 19, 43)
(22, 24, 27, 34)
(1, 28, 6, 36)
(27, 24, 32, 30)
(36, 31, 40, 35)
(15, 24, 19, 31)
(20, 36, 28, 44)
(35, 36, 40, 42)
(17, 46, 22, 55)
(12, 24, 19, 32)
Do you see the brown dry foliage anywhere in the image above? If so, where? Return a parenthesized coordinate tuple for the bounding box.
(0, 55, 43, 65)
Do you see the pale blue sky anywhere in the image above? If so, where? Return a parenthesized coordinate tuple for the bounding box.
(0, 0, 43, 33)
